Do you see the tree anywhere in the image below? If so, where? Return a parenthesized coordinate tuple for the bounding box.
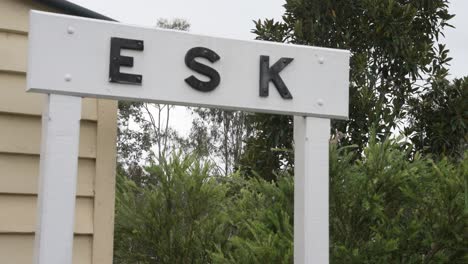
(157, 18, 190, 31)
(115, 139, 467, 263)
(114, 155, 230, 263)
(241, 0, 455, 179)
(117, 18, 191, 184)
(184, 108, 252, 176)
(328, 139, 467, 263)
(211, 172, 294, 264)
(239, 113, 294, 181)
(220, 138, 467, 264)
(406, 76, 467, 159)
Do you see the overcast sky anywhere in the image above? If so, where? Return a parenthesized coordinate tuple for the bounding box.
(69, 0, 285, 39)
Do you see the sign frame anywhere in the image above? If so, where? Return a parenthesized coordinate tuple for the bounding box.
(28, 11, 350, 264)
(27, 11, 349, 120)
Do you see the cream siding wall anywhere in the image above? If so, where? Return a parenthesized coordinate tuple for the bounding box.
(0, 1, 117, 263)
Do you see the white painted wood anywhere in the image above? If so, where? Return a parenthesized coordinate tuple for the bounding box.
(33, 94, 82, 264)
(27, 11, 350, 119)
(27, 10, 348, 264)
(294, 116, 330, 264)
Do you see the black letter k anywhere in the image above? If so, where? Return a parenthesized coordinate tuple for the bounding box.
(259, 56, 293, 99)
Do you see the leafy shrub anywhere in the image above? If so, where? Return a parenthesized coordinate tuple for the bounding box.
(114, 156, 229, 263)
(211, 173, 294, 264)
(330, 139, 467, 263)
(114, 139, 466, 263)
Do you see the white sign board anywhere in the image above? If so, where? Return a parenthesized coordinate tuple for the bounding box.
(28, 11, 350, 264)
(28, 11, 349, 119)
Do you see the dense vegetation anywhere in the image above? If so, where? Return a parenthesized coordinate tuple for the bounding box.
(114, 0, 467, 263)
(114, 139, 467, 263)
(241, 0, 464, 178)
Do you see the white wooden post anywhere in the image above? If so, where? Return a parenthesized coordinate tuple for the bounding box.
(33, 94, 82, 264)
(294, 116, 330, 264)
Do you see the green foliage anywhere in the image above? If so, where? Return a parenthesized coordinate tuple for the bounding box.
(157, 18, 190, 31)
(117, 100, 150, 166)
(241, 0, 456, 178)
(406, 77, 467, 159)
(239, 114, 294, 181)
(113, 3, 467, 263)
(329, 139, 467, 263)
(114, 155, 229, 263)
(211, 173, 294, 264)
(114, 140, 467, 263)
(183, 109, 252, 176)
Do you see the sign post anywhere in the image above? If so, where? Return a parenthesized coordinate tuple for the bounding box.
(33, 95, 82, 264)
(28, 11, 349, 264)
(294, 116, 330, 263)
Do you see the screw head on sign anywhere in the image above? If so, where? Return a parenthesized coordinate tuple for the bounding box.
(318, 57, 325, 64)
(65, 74, 72, 82)
(317, 99, 324, 106)
(67, 26, 75, 34)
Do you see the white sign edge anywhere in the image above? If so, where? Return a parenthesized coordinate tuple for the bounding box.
(27, 10, 350, 120)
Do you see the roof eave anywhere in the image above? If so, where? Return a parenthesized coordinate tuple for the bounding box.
(34, 0, 116, 21)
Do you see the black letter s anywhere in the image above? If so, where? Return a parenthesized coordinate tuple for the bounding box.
(184, 47, 220, 92)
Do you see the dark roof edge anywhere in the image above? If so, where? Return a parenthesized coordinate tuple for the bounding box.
(35, 0, 116, 21)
